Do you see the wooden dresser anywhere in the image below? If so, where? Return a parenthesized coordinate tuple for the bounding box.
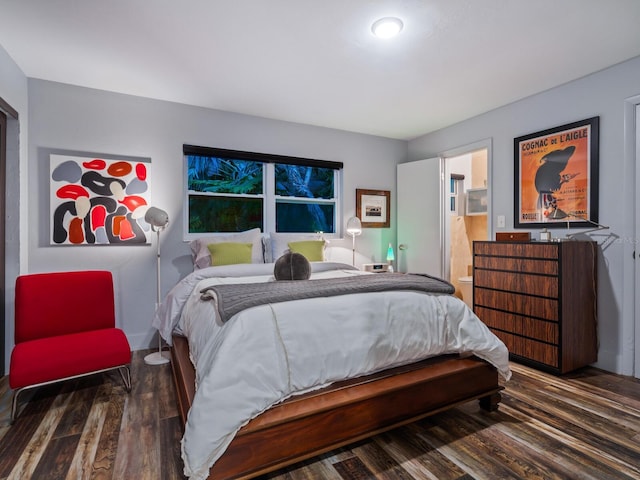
(473, 240, 598, 374)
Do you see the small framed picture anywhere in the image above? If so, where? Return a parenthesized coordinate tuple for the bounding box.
(356, 189, 390, 228)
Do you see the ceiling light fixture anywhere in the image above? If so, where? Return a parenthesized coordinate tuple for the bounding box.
(371, 17, 403, 39)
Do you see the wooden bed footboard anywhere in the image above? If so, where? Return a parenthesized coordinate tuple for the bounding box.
(170, 334, 503, 480)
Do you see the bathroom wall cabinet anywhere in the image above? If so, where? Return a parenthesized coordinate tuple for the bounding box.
(472, 240, 598, 374)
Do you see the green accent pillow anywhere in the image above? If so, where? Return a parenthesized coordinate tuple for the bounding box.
(207, 242, 253, 266)
(288, 240, 325, 262)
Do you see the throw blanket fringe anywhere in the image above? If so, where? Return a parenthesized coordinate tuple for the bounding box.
(200, 273, 455, 322)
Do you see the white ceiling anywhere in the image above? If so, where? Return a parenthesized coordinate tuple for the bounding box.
(1, 0, 640, 140)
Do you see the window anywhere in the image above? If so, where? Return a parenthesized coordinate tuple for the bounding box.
(184, 145, 342, 237)
(187, 155, 264, 233)
(449, 174, 464, 216)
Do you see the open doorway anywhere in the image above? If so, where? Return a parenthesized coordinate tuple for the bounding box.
(396, 139, 491, 286)
(444, 147, 489, 308)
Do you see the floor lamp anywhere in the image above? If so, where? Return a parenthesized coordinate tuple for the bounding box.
(144, 206, 171, 366)
(346, 216, 362, 267)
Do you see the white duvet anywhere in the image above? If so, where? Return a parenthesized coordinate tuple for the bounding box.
(153, 262, 511, 480)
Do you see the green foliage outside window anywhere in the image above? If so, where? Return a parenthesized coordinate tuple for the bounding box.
(189, 196, 263, 233)
(186, 153, 338, 234)
(276, 202, 335, 232)
(188, 156, 262, 194)
(275, 164, 333, 199)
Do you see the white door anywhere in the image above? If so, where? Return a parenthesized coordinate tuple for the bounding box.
(397, 158, 444, 276)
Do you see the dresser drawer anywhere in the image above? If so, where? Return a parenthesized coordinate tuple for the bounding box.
(491, 330, 559, 368)
(474, 270, 558, 297)
(475, 288, 558, 321)
(474, 256, 558, 275)
(475, 306, 558, 344)
(474, 242, 559, 259)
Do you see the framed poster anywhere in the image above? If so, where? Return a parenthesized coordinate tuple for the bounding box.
(50, 153, 152, 245)
(514, 116, 599, 228)
(356, 188, 390, 228)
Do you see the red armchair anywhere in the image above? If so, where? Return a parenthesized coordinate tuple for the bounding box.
(9, 270, 132, 422)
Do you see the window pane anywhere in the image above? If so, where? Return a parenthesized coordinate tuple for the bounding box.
(187, 156, 263, 194)
(189, 195, 263, 233)
(275, 164, 334, 199)
(276, 202, 335, 233)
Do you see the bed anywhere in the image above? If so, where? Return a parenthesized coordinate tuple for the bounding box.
(154, 236, 511, 480)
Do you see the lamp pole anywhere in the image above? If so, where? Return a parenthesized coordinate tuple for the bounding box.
(144, 208, 171, 366)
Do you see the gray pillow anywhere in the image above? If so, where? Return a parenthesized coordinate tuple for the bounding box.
(273, 252, 311, 280)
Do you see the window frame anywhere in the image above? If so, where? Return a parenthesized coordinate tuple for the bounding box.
(183, 145, 343, 240)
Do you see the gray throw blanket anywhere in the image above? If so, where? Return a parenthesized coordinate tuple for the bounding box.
(200, 273, 455, 322)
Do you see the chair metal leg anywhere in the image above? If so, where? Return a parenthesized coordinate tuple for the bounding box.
(10, 364, 132, 422)
(119, 365, 132, 392)
(11, 387, 25, 424)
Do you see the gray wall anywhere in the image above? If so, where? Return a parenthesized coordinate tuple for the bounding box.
(23, 79, 406, 359)
(407, 55, 640, 375)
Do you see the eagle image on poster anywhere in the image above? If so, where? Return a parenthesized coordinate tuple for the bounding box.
(518, 123, 591, 224)
(534, 146, 580, 220)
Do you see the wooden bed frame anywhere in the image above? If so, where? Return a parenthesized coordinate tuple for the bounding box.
(171, 333, 503, 480)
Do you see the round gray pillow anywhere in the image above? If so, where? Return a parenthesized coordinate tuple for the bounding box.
(274, 252, 311, 280)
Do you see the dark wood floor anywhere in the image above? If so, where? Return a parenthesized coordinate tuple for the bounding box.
(1, 350, 639, 480)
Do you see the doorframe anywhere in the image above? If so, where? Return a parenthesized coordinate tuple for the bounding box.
(441, 139, 493, 281)
(0, 95, 17, 376)
(623, 94, 640, 378)
(0, 110, 5, 376)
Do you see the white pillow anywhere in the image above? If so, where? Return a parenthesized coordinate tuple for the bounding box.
(190, 228, 263, 269)
(268, 232, 324, 263)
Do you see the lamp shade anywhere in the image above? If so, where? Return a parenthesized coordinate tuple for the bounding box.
(346, 217, 362, 237)
(145, 206, 169, 228)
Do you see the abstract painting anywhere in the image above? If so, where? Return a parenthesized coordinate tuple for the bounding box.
(50, 153, 152, 245)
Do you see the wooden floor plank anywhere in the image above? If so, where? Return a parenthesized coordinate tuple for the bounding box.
(88, 385, 125, 480)
(30, 434, 79, 480)
(0, 384, 60, 477)
(65, 400, 108, 480)
(374, 426, 466, 480)
(500, 394, 640, 479)
(5, 387, 74, 480)
(443, 406, 589, 480)
(332, 456, 377, 480)
(0, 376, 12, 442)
(265, 453, 344, 480)
(157, 360, 179, 420)
(508, 369, 640, 442)
(160, 415, 187, 480)
(504, 374, 640, 466)
(1, 354, 639, 480)
(416, 415, 526, 480)
(52, 377, 100, 439)
(351, 440, 415, 479)
(112, 391, 160, 480)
